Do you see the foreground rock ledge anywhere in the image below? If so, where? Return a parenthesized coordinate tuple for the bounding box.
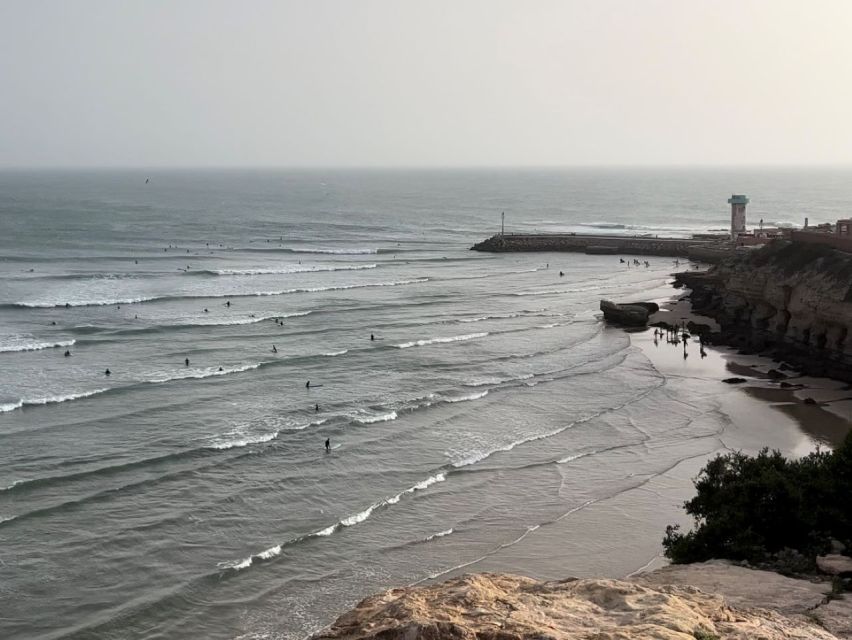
(312, 570, 841, 640)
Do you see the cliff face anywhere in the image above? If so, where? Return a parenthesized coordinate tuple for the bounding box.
(677, 241, 852, 381)
(311, 568, 842, 640)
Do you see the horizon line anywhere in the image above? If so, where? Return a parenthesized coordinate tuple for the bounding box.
(2, 163, 852, 172)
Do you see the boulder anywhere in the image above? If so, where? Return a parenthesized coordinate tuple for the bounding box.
(804, 397, 818, 405)
(768, 369, 787, 379)
(722, 377, 747, 384)
(817, 554, 852, 576)
(600, 300, 658, 327)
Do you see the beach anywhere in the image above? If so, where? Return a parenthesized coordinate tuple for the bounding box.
(1, 168, 851, 640)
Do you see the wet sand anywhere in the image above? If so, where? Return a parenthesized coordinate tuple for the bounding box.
(646, 293, 851, 445)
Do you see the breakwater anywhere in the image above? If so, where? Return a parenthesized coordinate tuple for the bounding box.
(471, 233, 730, 261)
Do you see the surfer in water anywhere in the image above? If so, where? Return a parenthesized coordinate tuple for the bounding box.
(272, 344, 277, 353)
(315, 403, 319, 412)
(185, 357, 190, 367)
(306, 380, 311, 389)
(104, 368, 111, 376)
(64, 350, 71, 357)
(370, 333, 374, 341)
(325, 438, 330, 452)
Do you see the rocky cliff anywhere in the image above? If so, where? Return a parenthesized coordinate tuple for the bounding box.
(675, 240, 852, 382)
(311, 563, 848, 639)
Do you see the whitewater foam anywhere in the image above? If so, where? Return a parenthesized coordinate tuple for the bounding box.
(148, 363, 261, 384)
(450, 422, 580, 469)
(321, 349, 348, 357)
(12, 279, 426, 308)
(445, 390, 489, 403)
(0, 339, 76, 353)
(285, 247, 378, 255)
(212, 264, 377, 275)
(396, 332, 488, 349)
(355, 411, 397, 424)
(209, 430, 280, 450)
(221, 472, 447, 571)
(424, 528, 454, 541)
(465, 373, 533, 387)
(1, 389, 110, 413)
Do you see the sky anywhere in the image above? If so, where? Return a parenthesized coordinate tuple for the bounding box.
(2, 0, 852, 168)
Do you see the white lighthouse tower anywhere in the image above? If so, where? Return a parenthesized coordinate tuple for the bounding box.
(728, 194, 749, 239)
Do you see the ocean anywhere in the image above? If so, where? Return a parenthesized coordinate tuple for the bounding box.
(1, 167, 850, 640)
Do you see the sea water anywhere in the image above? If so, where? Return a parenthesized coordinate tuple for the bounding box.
(1, 168, 850, 639)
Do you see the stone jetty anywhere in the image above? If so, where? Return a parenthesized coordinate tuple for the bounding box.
(471, 232, 731, 261)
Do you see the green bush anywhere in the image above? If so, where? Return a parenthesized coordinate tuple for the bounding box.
(663, 431, 852, 565)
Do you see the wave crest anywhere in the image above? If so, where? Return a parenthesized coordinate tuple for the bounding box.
(397, 332, 488, 349)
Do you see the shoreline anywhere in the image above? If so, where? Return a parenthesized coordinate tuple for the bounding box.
(645, 291, 852, 447)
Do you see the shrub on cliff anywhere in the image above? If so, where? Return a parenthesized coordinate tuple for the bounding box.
(663, 431, 852, 566)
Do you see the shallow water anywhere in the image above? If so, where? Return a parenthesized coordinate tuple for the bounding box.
(1, 168, 850, 639)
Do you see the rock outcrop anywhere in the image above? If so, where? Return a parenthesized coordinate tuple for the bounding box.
(600, 300, 659, 326)
(675, 240, 852, 382)
(312, 568, 844, 640)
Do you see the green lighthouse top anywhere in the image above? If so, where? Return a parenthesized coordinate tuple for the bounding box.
(728, 194, 749, 205)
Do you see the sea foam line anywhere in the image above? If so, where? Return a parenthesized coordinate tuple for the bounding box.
(12, 279, 428, 308)
(424, 528, 454, 542)
(220, 472, 447, 571)
(450, 421, 581, 469)
(396, 332, 488, 349)
(211, 264, 378, 275)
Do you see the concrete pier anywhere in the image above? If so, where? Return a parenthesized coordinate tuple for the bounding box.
(471, 233, 731, 262)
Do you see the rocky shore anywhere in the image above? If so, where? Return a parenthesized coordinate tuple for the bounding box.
(669, 240, 852, 383)
(311, 562, 849, 639)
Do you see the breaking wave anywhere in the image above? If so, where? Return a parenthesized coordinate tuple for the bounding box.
(220, 472, 446, 571)
(0, 389, 109, 413)
(355, 411, 397, 424)
(0, 339, 75, 353)
(10, 279, 427, 308)
(396, 332, 488, 349)
(209, 264, 377, 275)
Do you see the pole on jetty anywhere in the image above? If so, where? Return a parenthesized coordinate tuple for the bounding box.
(501, 211, 505, 236)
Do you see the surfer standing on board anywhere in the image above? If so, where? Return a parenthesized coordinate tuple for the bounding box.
(325, 438, 330, 452)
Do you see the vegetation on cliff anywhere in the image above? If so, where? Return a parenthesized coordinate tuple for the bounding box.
(663, 432, 852, 568)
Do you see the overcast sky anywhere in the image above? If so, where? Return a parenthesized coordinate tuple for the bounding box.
(2, 0, 852, 168)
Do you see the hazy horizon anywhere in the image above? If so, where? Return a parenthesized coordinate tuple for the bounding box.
(3, 0, 852, 169)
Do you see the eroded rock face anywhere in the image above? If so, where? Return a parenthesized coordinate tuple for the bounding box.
(311, 572, 839, 640)
(676, 241, 852, 381)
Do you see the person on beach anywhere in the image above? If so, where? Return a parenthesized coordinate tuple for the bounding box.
(185, 358, 190, 367)
(325, 438, 330, 452)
